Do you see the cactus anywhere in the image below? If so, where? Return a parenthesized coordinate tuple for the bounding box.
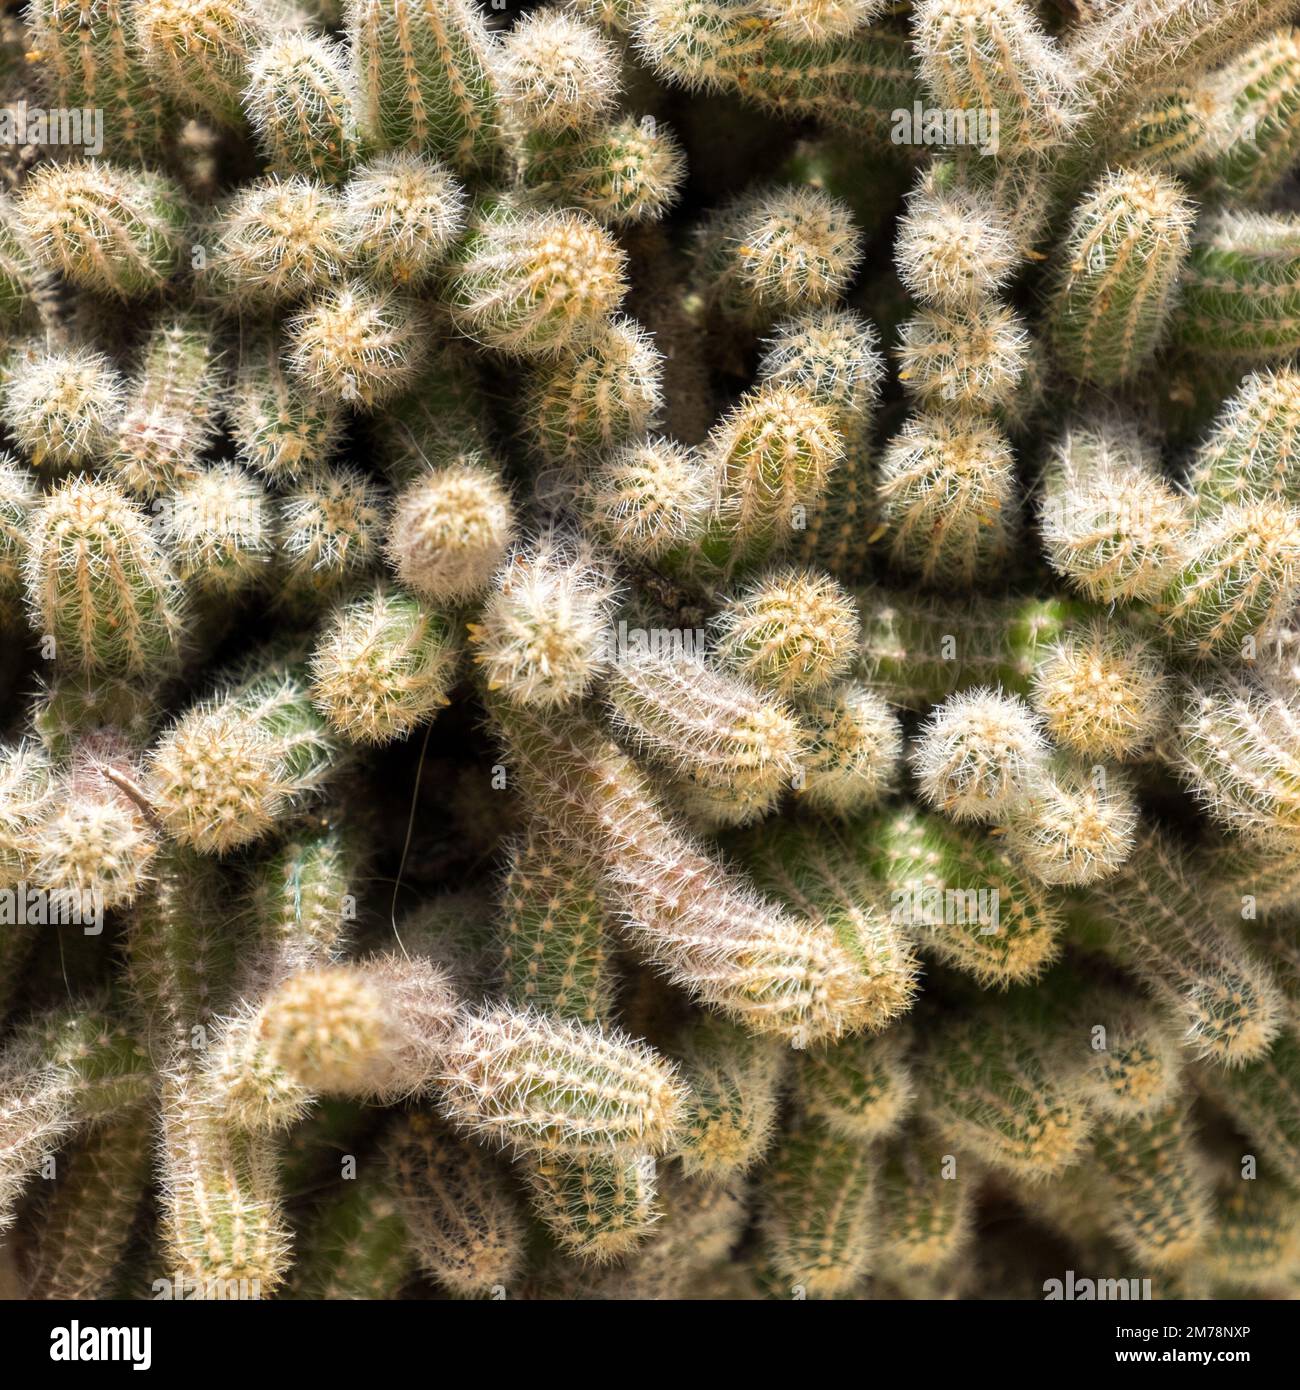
(11, 0, 1300, 1307)
(148, 654, 340, 853)
(111, 310, 227, 497)
(1174, 211, 1300, 360)
(1048, 168, 1193, 387)
(14, 161, 189, 299)
(348, 0, 511, 178)
(244, 34, 361, 185)
(876, 412, 1017, 588)
(0, 348, 125, 473)
(386, 458, 515, 603)
(469, 536, 616, 710)
(24, 475, 186, 676)
(759, 1116, 875, 1298)
(343, 152, 466, 285)
(446, 205, 627, 358)
(309, 583, 459, 744)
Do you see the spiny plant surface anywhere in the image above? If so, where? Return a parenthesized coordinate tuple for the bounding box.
(1, 0, 1300, 1305)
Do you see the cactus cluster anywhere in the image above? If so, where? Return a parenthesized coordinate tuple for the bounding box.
(2, 0, 1300, 1307)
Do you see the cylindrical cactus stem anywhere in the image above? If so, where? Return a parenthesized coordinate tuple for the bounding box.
(1087, 828, 1284, 1067)
(0, 1004, 153, 1234)
(576, 437, 713, 565)
(135, 0, 283, 127)
(796, 1025, 914, 1143)
(27, 0, 172, 161)
(756, 307, 884, 429)
(469, 536, 618, 711)
(348, 0, 511, 178)
(1003, 758, 1139, 887)
(1203, 1167, 1300, 1293)
(386, 456, 515, 604)
(110, 310, 227, 497)
(1092, 1102, 1212, 1270)
(158, 1067, 291, 1297)
(231, 327, 345, 483)
(1108, 83, 1215, 173)
(308, 583, 459, 745)
(489, 698, 891, 1043)
(0, 453, 36, 601)
(1039, 419, 1191, 604)
(275, 463, 389, 607)
(25, 1103, 152, 1299)
(0, 196, 34, 325)
(736, 819, 921, 1034)
(1175, 676, 1300, 846)
(1203, 30, 1300, 204)
(292, 1148, 412, 1300)
(1048, 167, 1193, 387)
(794, 682, 901, 819)
(876, 1124, 975, 1274)
(759, 1116, 875, 1299)
(1195, 1030, 1300, 1173)
(0, 740, 54, 900)
(342, 152, 467, 286)
(445, 203, 628, 358)
(635, 6, 922, 137)
(691, 187, 863, 327)
(14, 161, 189, 300)
(853, 587, 1080, 711)
(673, 382, 843, 581)
(30, 732, 160, 910)
(918, 1001, 1093, 1182)
(522, 115, 687, 228)
(522, 1150, 662, 1264)
(759, 0, 887, 43)
(522, 316, 663, 466)
(148, 654, 341, 854)
(286, 280, 430, 409)
(895, 302, 1029, 411)
(1156, 500, 1300, 662)
(606, 648, 806, 812)
(913, 0, 1080, 157)
(1060, 979, 1185, 1118)
(211, 955, 459, 1130)
(383, 1111, 525, 1296)
(875, 411, 1017, 588)
(498, 832, 617, 1026)
(910, 688, 1049, 825)
(1029, 620, 1173, 762)
(202, 176, 353, 310)
(850, 804, 1062, 987)
(0, 347, 125, 474)
(438, 1005, 686, 1159)
(24, 475, 186, 676)
(894, 170, 1018, 310)
(162, 461, 274, 600)
(673, 1015, 787, 1180)
(499, 9, 622, 136)
(710, 567, 859, 699)
(1173, 211, 1300, 361)
(1187, 367, 1300, 515)
(1067, 0, 1297, 113)
(244, 33, 361, 185)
